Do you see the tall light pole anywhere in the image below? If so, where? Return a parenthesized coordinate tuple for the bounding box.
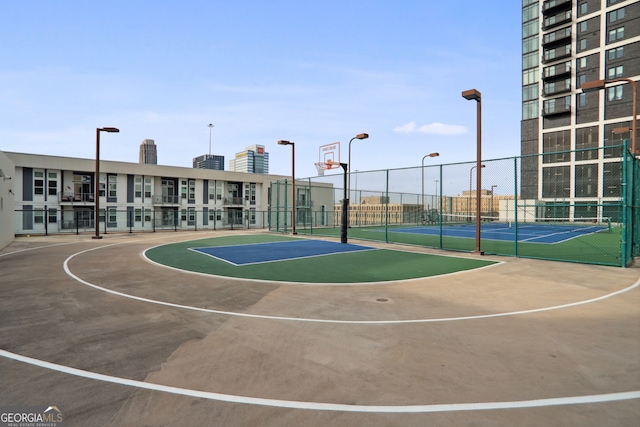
(421, 153, 440, 218)
(208, 123, 214, 157)
(468, 164, 485, 221)
(490, 184, 498, 217)
(347, 133, 368, 228)
(277, 140, 296, 235)
(94, 127, 119, 239)
(462, 88, 482, 253)
(348, 133, 369, 201)
(581, 78, 638, 156)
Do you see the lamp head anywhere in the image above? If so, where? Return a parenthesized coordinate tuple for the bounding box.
(581, 79, 606, 92)
(355, 133, 369, 140)
(277, 140, 293, 145)
(429, 152, 439, 157)
(100, 127, 120, 133)
(462, 89, 481, 101)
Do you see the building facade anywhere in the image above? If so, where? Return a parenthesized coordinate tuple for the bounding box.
(193, 154, 225, 171)
(230, 145, 269, 174)
(139, 139, 158, 164)
(5, 151, 287, 236)
(521, 0, 639, 218)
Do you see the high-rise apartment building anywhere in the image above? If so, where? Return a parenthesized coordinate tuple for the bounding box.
(230, 145, 269, 174)
(521, 0, 639, 210)
(139, 139, 158, 164)
(193, 154, 225, 170)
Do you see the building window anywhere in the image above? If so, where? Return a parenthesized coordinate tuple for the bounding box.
(579, 38, 587, 51)
(542, 166, 571, 198)
(144, 208, 151, 222)
(216, 181, 223, 200)
(522, 51, 538, 69)
(523, 3, 538, 22)
(181, 209, 187, 221)
(607, 65, 623, 78)
(34, 171, 44, 195)
(523, 83, 538, 101)
(579, 2, 588, 15)
(578, 92, 587, 107)
(608, 7, 625, 23)
(144, 177, 152, 198)
(522, 100, 538, 120)
(607, 46, 624, 61)
(48, 172, 58, 196)
(543, 130, 571, 163)
(48, 208, 57, 224)
(34, 209, 44, 224)
(135, 208, 142, 222)
(108, 175, 117, 198)
(579, 57, 587, 68)
(607, 85, 623, 101)
(208, 181, 215, 200)
(604, 122, 630, 158)
(579, 21, 587, 33)
(522, 68, 538, 85)
(188, 180, 196, 202)
(523, 19, 538, 37)
(608, 27, 624, 42)
(135, 177, 142, 198)
(603, 162, 621, 197)
(181, 180, 187, 199)
(523, 36, 538, 54)
(575, 164, 598, 197)
(99, 175, 106, 197)
(108, 208, 117, 224)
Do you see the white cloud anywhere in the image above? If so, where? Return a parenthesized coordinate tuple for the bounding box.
(393, 122, 467, 136)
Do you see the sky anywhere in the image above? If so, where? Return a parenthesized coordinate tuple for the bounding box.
(0, 1, 522, 179)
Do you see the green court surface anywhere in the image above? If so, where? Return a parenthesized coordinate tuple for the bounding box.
(145, 234, 496, 283)
(295, 225, 623, 266)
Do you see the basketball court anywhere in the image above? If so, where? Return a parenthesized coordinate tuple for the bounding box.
(0, 230, 638, 426)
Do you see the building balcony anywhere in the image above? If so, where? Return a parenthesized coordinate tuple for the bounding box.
(542, 80, 571, 97)
(541, 44, 572, 64)
(541, 26, 571, 48)
(59, 191, 94, 204)
(542, 0, 572, 16)
(542, 96, 571, 116)
(542, 10, 572, 30)
(152, 195, 180, 205)
(542, 61, 571, 81)
(223, 197, 245, 205)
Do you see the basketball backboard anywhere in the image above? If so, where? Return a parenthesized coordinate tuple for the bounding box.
(319, 142, 340, 169)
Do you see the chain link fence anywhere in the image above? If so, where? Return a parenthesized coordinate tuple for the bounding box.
(270, 144, 639, 267)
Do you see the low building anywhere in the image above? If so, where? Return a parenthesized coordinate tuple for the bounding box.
(4, 151, 287, 237)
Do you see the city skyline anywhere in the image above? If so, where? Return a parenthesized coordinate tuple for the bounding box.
(0, 1, 520, 178)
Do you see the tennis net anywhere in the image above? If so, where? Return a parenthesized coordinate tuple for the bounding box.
(439, 214, 612, 232)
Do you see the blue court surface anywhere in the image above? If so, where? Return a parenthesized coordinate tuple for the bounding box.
(385, 222, 609, 244)
(190, 239, 376, 266)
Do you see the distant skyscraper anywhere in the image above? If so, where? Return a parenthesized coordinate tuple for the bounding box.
(193, 154, 225, 170)
(520, 0, 639, 204)
(231, 145, 269, 173)
(139, 139, 157, 164)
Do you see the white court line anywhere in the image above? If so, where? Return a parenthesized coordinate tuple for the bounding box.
(1, 349, 637, 413)
(62, 244, 640, 324)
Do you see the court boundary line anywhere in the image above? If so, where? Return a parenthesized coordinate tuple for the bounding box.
(188, 240, 378, 266)
(1, 349, 637, 413)
(62, 244, 640, 324)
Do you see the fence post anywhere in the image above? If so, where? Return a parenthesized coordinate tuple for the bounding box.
(129, 209, 133, 233)
(75, 210, 79, 235)
(514, 156, 519, 256)
(44, 205, 48, 236)
(621, 139, 628, 267)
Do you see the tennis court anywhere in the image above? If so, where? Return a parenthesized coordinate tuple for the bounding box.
(384, 218, 610, 244)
